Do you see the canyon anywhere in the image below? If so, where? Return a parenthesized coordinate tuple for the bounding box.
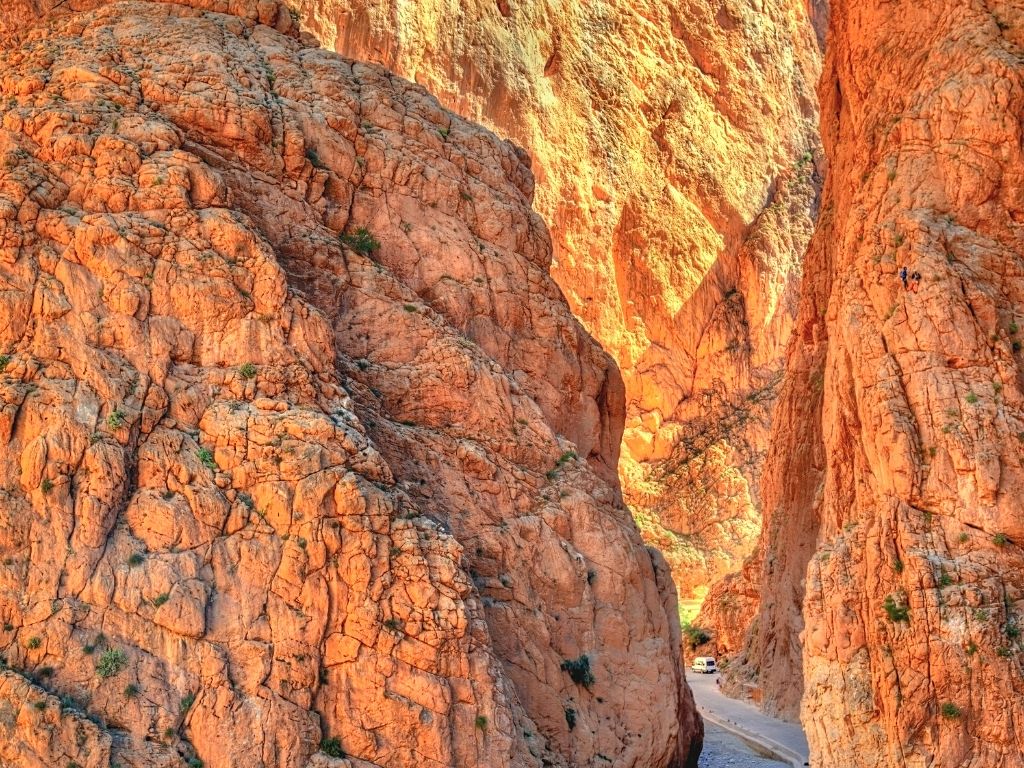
(295, 0, 824, 604)
(1, 0, 1023, 767)
(0, 0, 699, 766)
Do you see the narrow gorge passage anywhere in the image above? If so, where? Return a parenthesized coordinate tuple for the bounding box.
(0, 1, 1022, 768)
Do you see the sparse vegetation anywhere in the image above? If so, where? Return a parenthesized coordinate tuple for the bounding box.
(994, 533, 1010, 547)
(128, 553, 144, 567)
(27, 636, 41, 650)
(107, 408, 126, 429)
(239, 362, 257, 379)
(124, 683, 140, 698)
(180, 692, 196, 713)
(41, 478, 53, 494)
(152, 593, 170, 608)
(320, 737, 345, 758)
(403, 304, 418, 312)
(383, 618, 402, 633)
(966, 641, 978, 656)
(96, 648, 128, 678)
(893, 558, 904, 574)
(304, 147, 326, 169)
(682, 622, 712, 649)
(938, 570, 953, 588)
(940, 702, 962, 719)
(966, 392, 979, 405)
(883, 595, 910, 623)
(0, 354, 10, 372)
(197, 448, 216, 470)
(339, 228, 380, 256)
(475, 714, 488, 731)
(560, 654, 595, 688)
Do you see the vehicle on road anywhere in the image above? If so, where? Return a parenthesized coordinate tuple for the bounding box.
(691, 656, 717, 674)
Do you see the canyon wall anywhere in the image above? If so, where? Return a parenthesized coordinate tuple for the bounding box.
(732, 1, 1024, 766)
(0, 1, 701, 766)
(296, 0, 823, 602)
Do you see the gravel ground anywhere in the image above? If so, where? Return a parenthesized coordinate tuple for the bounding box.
(699, 723, 787, 767)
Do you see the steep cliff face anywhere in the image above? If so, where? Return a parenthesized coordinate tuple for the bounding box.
(0, 1, 700, 766)
(733, 1, 1024, 766)
(295, 0, 823, 602)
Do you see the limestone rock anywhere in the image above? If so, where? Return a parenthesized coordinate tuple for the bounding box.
(0, 2, 699, 766)
(731, 2, 1024, 766)
(289, 0, 823, 603)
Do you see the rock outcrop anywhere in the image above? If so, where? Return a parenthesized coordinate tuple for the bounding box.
(730, 2, 1024, 766)
(0, 1, 700, 766)
(293, 0, 823, 603)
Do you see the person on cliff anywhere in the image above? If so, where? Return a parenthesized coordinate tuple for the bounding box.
(910, 271, 921, 293)
(899, 265, 909, 290)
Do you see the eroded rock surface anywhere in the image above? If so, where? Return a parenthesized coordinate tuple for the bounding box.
(0, 1, 700, 766)
(730, 2, 1024, 766)
(293, 0, 822, 602)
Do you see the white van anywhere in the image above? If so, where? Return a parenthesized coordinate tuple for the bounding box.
(691, 657, 717, 674)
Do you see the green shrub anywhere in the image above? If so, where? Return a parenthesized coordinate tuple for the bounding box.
(560, 654, 595, 688)
(994, 533, 1010, 546)
(41, 479, 53, 494)
(124, 683, 140, 698)
(938, 571, 953, 588)
(107, 408, 126, 429)
(96, 648, 128, 678)
(151, 593, 170, 608)
(474, 714, 488, 731)
(304, 147, 326, 169)
(128, 553, 144, 567)
(893, 558, 904, 574)
(0, 354, 10, 372)
(883, 595, 910, 623)
(197, 448, 216, 470)
(966, 392, 979, 405)
(966, 641, 978, 655)
(26, 636, 41, 649)
(180, 692, 196, 713)
(682, 622, 712, 649)
(564, 707, 577, 731)
(940, 702, 962, 719)
(33, 700, 46, 711)
(339, 228, 380, 256)
(239, 362, 257, 379)
(320, 737, 345, 758)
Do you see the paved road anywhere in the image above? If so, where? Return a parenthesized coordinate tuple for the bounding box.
(689, 673, 810, 767)
(699, 723, 787, 767)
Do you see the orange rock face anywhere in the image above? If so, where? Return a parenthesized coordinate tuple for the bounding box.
(0, 1, 700, 766)
(295, 0, 824, 602)
(730, 1, 1024, 766)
